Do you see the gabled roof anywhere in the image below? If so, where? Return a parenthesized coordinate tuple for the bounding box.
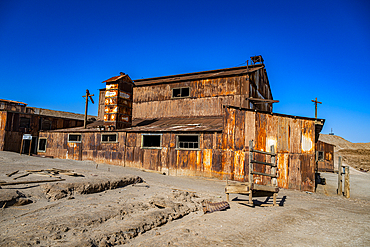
(102, 73, 133, 84)
(134, 64, 265, 86)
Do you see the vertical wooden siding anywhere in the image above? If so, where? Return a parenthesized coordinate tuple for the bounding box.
(39, 108, 317, 192)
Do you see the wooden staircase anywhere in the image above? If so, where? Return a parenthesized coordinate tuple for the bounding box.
(225, 140, 279, 206)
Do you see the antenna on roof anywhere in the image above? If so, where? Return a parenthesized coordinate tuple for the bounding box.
(329, 128, 334, 135)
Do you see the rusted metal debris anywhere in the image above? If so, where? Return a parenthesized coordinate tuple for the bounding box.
(202, 201, 230, 214)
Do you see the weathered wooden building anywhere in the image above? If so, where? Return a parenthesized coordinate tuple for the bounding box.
(38, 56, 325, 192)
(316, 140, 335, 172)
(0, 99, 94, 153)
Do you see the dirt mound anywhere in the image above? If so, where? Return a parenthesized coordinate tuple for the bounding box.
(0, 190, 32, 208)
(337, 149, 370, 172)
(319, 134, 370, 151)
(42, 176, 143, 201)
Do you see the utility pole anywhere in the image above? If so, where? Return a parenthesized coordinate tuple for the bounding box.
(311, 97, 322, 119)
(82, 89, 94, 128)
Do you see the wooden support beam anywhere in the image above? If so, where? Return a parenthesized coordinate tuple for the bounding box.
(247, 97, 279, 103)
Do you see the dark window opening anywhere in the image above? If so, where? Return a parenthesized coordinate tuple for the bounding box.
(41, 118, 52, 130)
(142, 135, 161, 148)
(68, 134, 81, 142)
(317, 151, 324, 161)
(177, 135, 199, 149)
(102, 134, 117, 142)
(172, 87, 190, 98)
(38, 138, 47, 152)
(20, 117, 30, 129)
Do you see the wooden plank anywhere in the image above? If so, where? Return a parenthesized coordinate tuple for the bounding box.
(6, 170, 19, 177)
(225, 184, 251, 194)
(251, 183, 279, 193)
(251, 159, 276, 166)
(13, 173, 30, 180)
(251, 171, 277, 178)
(0, 179, 65, 186)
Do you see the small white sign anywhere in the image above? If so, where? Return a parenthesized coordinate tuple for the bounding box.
(23, 134, 32, 140)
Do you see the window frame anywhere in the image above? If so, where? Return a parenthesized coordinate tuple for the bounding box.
(172, 87, 191, 99)
(176, 134, 200, 150)
(101, 133, 118, 143)
(68, 134, 82, 143)
(317, 151, 325, 161)
(141, 133, 162, 149)
(37, 137, 47, 153)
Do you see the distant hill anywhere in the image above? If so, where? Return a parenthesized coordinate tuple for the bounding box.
(319, 134, 370, 172)
(319, 134, 370, 151)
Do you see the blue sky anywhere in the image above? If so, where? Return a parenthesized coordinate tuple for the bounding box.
(0, 0, 369, 143)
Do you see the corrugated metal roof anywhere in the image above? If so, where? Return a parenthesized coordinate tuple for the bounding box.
(134, 64, 264, 86)
(127, 116, 223, 132)
(49, 116, 223, 133)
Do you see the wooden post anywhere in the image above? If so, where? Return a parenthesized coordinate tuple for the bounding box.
(344, 166, 350, 198)
(337, 156, 342, 195)
(311, 97, 322, 119)
(28, 138, 32, 155)
(82, 89, 94, 129)
(249, 140, 253, 205)
(19, 139, 24, 155)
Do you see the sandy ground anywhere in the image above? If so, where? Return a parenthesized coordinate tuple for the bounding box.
(1, 151, 370, 246)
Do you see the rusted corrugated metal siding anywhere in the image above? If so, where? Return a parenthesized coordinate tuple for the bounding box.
(222, 106, 317, 192)
(0, 111, 7, 151)
(39, 106, 319, 192)
(316, 140, 334, 172)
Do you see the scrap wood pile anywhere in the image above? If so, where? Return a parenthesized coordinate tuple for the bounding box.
(0, 168, 84, 187)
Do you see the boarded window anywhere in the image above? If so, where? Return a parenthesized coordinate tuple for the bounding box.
(172, 87, 190, 98)
(20, 117, 30, 129)
(38, 138, 47, 152)
(102, 133, 117, 143)
(68, 134, 81, 142)
(142, 134, 161, 148)
(176, 135, 199, 149)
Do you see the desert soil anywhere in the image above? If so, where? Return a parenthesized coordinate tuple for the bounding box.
(1, 151, 370, 246)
